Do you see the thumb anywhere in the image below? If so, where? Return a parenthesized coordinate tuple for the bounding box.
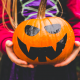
(6, 40, 13, 47)
(75, 41, 80, 47)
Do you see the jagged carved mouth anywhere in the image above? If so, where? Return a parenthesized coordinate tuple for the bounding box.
(17, 34, 67, 62)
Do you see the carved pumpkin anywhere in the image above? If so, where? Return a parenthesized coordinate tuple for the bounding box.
(12, 0, 75, 65)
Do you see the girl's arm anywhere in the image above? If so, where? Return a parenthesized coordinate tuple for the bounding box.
(0, 0, 35, 68)
(0, 0, 13, 54)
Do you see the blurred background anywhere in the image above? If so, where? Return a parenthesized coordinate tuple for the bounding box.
(0, 52, 2, 79)
(76, 53, 80, 80)
(0, 52, 80, 80)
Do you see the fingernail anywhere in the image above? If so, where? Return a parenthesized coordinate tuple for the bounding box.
(22, 61, 27, 65)
(30, 65, 34, 68)
(24, 62, 27, 65)
(54, 65, 58, 67)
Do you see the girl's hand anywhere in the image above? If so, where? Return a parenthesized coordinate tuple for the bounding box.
(6, 40, 35, 68)
(54, 41, 80, 67)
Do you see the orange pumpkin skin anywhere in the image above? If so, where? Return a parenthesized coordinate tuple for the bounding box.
(12, 17, 75, 65)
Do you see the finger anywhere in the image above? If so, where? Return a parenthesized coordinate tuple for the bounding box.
(54, 46, 80, 67)
(6, 48, 34, 68)
(6, 44, 35, 68)
(6, 45, 27, 65)
(17, 64, 35, 68)
(6, 40, 35, 68)
(6, 40, 13, 47)
(75, 41, 80, 47)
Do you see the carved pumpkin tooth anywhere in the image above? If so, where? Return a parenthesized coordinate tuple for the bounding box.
(27, 46, 31, 52)
(52, 44, 56, 52)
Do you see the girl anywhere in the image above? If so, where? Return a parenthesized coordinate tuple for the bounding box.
(0, 0, 80, 80)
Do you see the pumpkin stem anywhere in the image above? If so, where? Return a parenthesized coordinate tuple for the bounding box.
(37, 0, 47, 19)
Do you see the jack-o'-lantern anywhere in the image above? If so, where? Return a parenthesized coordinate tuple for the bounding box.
(12, 0, 75, 65)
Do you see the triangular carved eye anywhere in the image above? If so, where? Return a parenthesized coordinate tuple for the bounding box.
(25, 25, 40, 36)
(44, 24, 61, 34)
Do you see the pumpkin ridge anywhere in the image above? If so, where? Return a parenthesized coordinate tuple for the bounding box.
(47, 17, 57, 51)
(43, 19, 51, 47)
